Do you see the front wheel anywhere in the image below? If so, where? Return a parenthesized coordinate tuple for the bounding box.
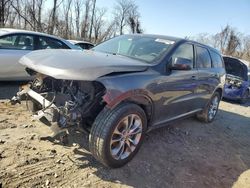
(89, 103, 147, 168)
(196, 91, 221, 123)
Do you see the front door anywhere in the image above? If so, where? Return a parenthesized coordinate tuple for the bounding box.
(152, 43, 200, 126)
(0, 34, 34, 80)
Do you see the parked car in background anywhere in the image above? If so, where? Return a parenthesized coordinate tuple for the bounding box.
(11, 34, 225, 167)
(223, 56, 249, 103)
(0, 28, 80, 81)
(67, 40, 94, 50)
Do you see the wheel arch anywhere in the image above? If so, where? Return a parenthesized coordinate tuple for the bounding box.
(123, 95, 153, 124)
(214, 87, 223, 99)
(103, 90, 154, 125)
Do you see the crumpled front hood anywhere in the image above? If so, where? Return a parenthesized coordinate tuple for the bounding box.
(19, 49, 149, 80)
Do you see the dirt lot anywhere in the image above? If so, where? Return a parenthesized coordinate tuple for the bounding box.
(0, 84, 250, 188)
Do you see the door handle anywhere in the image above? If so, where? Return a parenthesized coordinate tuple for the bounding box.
(191, 75, 198, 80)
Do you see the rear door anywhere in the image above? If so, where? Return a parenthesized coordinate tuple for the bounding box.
(0, 34, 35, 80)
(195, 45, 218, 108)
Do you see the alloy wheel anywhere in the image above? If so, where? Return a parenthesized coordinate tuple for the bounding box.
(110, 114, 142, 160)
(208, 95, 219, 121)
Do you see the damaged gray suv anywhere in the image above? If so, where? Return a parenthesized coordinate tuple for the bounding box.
(11, 34, 225, 167)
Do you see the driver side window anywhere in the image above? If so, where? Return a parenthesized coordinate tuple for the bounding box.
(171, 43, 194, 68)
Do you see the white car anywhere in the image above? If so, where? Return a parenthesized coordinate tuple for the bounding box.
(67, 40, 94, 50)
(0, 28, 79, 81)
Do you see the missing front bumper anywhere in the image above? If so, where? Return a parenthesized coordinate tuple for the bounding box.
(11, 84, 61, 125)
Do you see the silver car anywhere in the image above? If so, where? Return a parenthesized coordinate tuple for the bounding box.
(0, 28, 79, 80)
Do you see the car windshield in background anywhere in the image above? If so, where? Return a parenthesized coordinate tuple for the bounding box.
(93, 35, 174, 63)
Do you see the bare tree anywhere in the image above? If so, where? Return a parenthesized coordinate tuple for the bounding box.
(93, 8, 106, 42)
(0, 0, 12, 27)
(135, 18, 142, 33)
(62, 0, 72, 38)
(127, 3, 142, 34)
(81, 0, 91, 39)
(10, 0, 35, 30)
(37, 0, 43, 31)
(98, 21, 116, 42)
(25, 0, 44, 31)
(74, 0, 83, 38)
(128, 17, 142, 34)
(194, 33, 216, 47)
(1, 0, 144, 45)
(48, 0, 63, 34)
(113, 0, 135, 35)
(193, 25, 250, 61)
(241, 36, 250, 61)
(225, 30, 241, 56)
(88, 0, 96, 40)
(128, 17, 135, 33)
(215, 24, 231, 54)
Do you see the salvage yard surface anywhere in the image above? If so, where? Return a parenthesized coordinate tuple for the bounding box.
(0, 89, 250, 187)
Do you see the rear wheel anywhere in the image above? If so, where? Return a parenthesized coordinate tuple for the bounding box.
(89, 103, 147, 168)
(196, 91, 221, 123)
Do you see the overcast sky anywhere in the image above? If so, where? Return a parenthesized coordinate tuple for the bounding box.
(96, 0, 250, 37)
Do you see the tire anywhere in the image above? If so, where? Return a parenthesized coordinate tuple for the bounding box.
(239, 90, 249, 104)
(196, 91, 221, 123)
(89, 103, 147, 168)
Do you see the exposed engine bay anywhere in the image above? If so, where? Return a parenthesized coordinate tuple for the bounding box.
(11, 73, 106, 132)
(225, 74, 244, 89)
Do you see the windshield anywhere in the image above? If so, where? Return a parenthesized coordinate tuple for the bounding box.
(93, 35, 174, 63)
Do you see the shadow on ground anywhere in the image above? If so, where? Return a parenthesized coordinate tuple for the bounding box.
(45, 107, 250, 188)
(1, 82, 249, 187)
(223, 97, 250, 107)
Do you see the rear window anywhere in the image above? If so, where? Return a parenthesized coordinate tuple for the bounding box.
(210, 51, 224, 68)
(37, 36, 69, 50)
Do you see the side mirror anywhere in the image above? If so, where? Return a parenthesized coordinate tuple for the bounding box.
(170, 57, 192, 70)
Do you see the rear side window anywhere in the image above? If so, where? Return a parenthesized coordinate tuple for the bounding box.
(210, 51, 224, 68)
(196, 46, 212, 68)
(37, 36, 69, 49)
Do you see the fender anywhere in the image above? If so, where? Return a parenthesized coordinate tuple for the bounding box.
(102, 88, 154, 123)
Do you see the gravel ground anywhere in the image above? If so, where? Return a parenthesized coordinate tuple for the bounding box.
(0, 82, 250, 188)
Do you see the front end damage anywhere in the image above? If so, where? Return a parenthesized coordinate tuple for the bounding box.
(11, 74, 106, 133)
(10, 49, 149, 136)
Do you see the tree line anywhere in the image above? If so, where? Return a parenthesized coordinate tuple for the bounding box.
(193, 25, 250, 62)
(1, 1, 249, 62)
(0, 0, 143, 43)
